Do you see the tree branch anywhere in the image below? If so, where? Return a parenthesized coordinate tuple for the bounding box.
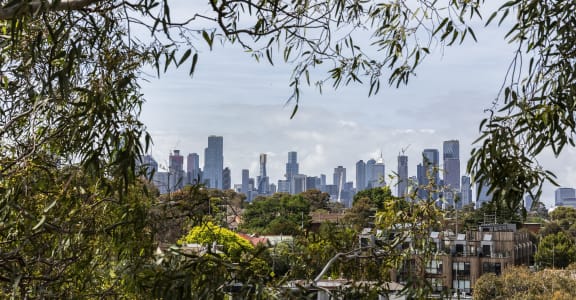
(0, 0, 102, 20)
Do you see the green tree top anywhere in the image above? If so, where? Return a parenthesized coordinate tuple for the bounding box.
(178, 221, 254, 259)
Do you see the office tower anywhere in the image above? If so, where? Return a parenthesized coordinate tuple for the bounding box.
(461, 176, 472, 208)
(257, 153, 269, 194)
(242, 169, 250, 195)
(397, 154, 408, 198)
(139, 154, 158, 179)
(333, 166, 346, 194)
(203, 135, 224, 189)
(416, 163, 427, 199)
(476, 183, 492, 209)
(365, 158, 376, 188)
(286, 151, 299, 194)
(222, 167, 231, 190)
(555, 188, 576, 207)
(372, 153, 386, 188)
(422, 149, 440, 185)
(306, 176, 320, 191)
(269, 183, 277, 194)
(187, 153, 201, 185)
(356, 160, 366, 191)
(320, 174, 327, 192)
(443, 140, 461, 192)
(277, 180, 290, 193)
(292, 174, 307, 194)
(169, 150, 185, 190)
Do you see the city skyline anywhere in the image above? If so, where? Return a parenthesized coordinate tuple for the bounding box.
(139, 6, 576, 209)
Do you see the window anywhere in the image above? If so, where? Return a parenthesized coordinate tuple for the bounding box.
(482, 244, 491, 257)
(426, 260, 443, 274)
(452, 262, 470, 277)
(482, 262, 502, 275)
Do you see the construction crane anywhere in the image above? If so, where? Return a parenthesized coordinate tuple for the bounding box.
(400, 144, 411, 156)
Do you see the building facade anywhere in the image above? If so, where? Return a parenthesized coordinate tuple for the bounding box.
(203, 135, 224, 189)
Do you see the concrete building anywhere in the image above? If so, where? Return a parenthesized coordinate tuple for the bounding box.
(169, 150, 185, 190)
(203, 135, 224, 189)
(392, 223, 533, 295)
(286, 151, 299, 194)
(397, 155, 408, 198)
(186, 153, 201, 185)
(555, 187, 576, 207)
(356, 160, 366, 191)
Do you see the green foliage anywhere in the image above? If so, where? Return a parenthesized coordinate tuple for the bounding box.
(179, 221, 254, 259)
(240, 193, 310, 235)
(0, 164, 155, 298)
(473, 266, 576, 300)
(535, 231, 576, 269)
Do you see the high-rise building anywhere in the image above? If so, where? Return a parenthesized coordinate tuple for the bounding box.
(371, 153, 386, 188)
(461, 176, 472, 208)
(242, 169, 250, 195)
(187, 153, 201, 185)
(286, 151, 299, 194)
(257, 153, 269, 194)
(397, 155, 408, 198)
(555, 188, 576, 207)
(443, 140, 461, 196)
(333, 166, 346, 194)
(420, 149, 440, 201)
(222, 167, 231, 190)
(139, 154, 158, 179)
(169, 150, 185, 190)
(292, 174, 307, 194)
(306, 176, 320, 191)
(365, 158, 376, 188)
(203, 135, 224, 189)
(277, 180, 290, 193)
(476, 183, 492, 209)
(356, 160, 366, 191)
(524, 194, 535, 211)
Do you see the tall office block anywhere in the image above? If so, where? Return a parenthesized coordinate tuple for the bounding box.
(257, 153, 269, 194)
(524, 195, 535, 211)
(443, 140, 461, 192)
(169, 150, 185, 190)
(187, 153, 201, 185)
(356, 160, 366, 191)
(292, 174, 307, 194)
(372, 154, 386, 188)
(476, 183, 492, 209)
(333, 166, 346, 194)
(397, 155, 408, 197)
(286, 151, 299, 194)
(222, 167, 231, 190)
(461, 176, 472, 208)
(555, 188, 576, 207)
(241, 169, 250, 195)
(422, 149, 440, 186)
(365, 158, 376, 188)
(139, 154, 158, 179)
(203, 135, 224, 189)
(277, 180, 290, 193)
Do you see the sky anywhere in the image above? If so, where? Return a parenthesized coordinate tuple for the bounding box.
(137, 3, 576, 208)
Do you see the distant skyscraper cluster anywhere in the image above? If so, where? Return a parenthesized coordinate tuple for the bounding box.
(140, 136, 490, 209)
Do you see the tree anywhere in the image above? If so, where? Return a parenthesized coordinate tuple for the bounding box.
(535, 231, 576, 269)
(240, 193, 310, 235)
(1, 0, 575, 298)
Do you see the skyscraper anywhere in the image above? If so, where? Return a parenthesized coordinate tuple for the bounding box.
(169, 150, 184, 190)
(555, 188, 576, 207)
(461, 176, 472, 208)
(443, 140, 460, 191)
(371, 153, 386, 188)
(222, 167, 231, 190)
(397, 154, 408, 198)
(203, 135, 224, 189)
(139, 154, 158, 179)
(292, 174, 307, 194)
(356, 160, 366, 191)
(241, 169, 250, 195)
(333, 166, 346, 194)
(286, 151, 299, 194)
(476, 183, 492, 209)
(422, 149, 440, 186)
(365, 158, 376, 188)
(187, 153, 201, 185)
(257, 153, 269, 194)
